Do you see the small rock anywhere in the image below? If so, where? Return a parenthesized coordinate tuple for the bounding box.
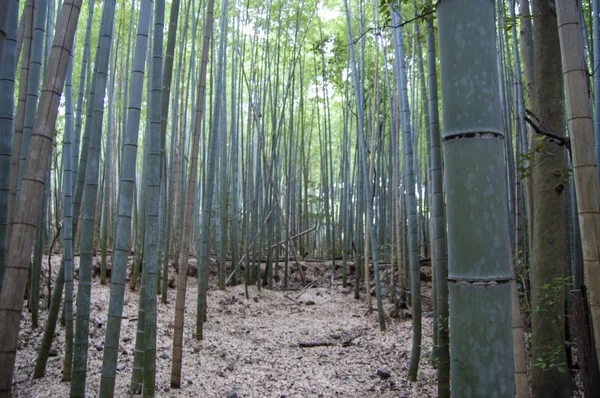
(187, 264, 198, 277)
(227, 390, 239, 398)
(168, 276, 176, 288)
(253, 297, 258, 303)
(49, 349, 59, 357)
(123, 337, 131, 343)
(226, 363, 235, 372)
(122, 349, 129, 356)
(376, 368, 391, 379)
(280, 394, 288, 398)
(160, 353, 169, 359)
(397, 337, 405, 343)
(187, 379, 193, 385)
(305, 300, 315, 306)
(95, 344, 104, 351)
(117, 364, 126, 371)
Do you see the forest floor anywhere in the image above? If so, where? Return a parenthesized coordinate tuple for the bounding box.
(11, 254, 437, 398)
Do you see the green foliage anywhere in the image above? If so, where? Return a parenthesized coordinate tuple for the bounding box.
(436, 315, 449, 334)
(514, 250, 531, 316)
(518, 142, 571, 187)
(531, 276, 573, 374)
(531, 342, 571, 374)
(558, 167, 573, 188)
(503, 15, 516, 32)
(533, 276, 573, 314)
(420, 341, 439, 367)
(517, 151, 531, 179)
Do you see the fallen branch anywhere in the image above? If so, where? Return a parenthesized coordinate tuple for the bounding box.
(295, 280, 317, 300)
(301, 258, 327, 263)
(298, 341, 330, 348)
(270, 226, 317, 249)
(342, 331, 365, 347)
(283, 294, 301, 304)
(11, 378, 28, 386)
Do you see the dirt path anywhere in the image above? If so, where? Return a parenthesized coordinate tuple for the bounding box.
(13, 259, 436, 397)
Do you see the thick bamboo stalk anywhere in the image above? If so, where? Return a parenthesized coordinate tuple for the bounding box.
(437, 0, 515, 394)
(100, 0, 152, 390)
(556, 0, 600, 369)
(7, 0, 35, 248)
(0, 0, 19, 288)
(71, 0, 116, 395)
(16, 0, 48, 208)
(0, 0, 82, 393)
(425, 15, 449, 398)
(594, 0, 600, 183)
(142, 0, 165, 393)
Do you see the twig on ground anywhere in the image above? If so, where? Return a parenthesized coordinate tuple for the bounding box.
(295, 280, 317, 300)
(298, 341, 330, 348)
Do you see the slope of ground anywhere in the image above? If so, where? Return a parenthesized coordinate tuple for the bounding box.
(12, 256, 436, 397)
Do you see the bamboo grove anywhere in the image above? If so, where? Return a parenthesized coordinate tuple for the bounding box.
(0, 0, 599, 397)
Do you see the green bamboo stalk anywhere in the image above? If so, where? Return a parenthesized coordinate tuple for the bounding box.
(141, 0, 165, 393)
(343, 0, 386, 332)
(391, 4, 420, 379)
(100, 38, 117, 286)
(170, 0, 215, 386)
(437, 0, 515, 394)
(32, 60, 72, 373)
(99, 9, 140, 393)
(7, 0, 35, 250)
(0, 0, 18, 289)
(16, 0, 47, 202)
(62, 47, 75, 382)
(425, 15, 449, 398)
(70, 0, 116, 395)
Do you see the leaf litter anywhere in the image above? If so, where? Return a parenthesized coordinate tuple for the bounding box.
(12, 254, 437, 397)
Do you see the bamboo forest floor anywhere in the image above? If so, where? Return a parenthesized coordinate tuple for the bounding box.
(11, 254, 437, 397)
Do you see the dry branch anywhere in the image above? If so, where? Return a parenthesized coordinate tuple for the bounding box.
(295, 280, 317, 300)
(524, 109, 570, 149)
(270, 226, 317, 249)
(298, 341, 330, 348)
